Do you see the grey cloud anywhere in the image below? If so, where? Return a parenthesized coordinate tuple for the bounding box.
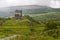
(0, 0, 60, 8)
(0, 0, 50, 7)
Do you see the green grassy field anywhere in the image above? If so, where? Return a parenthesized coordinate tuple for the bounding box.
(0, 25, 59, 40)
(0, 12, 60, 40)
(0, 26, 42, 40)
(0, 26, 29, 38)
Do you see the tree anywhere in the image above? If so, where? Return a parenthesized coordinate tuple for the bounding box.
(44, 20, 58, 38)
(45, 20, 57, 30)
(24, 15, 40, 24)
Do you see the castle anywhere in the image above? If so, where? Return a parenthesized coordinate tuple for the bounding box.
(15, 10, 22, 20)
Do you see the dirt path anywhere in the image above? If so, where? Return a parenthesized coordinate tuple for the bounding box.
(0, 35, 20, 40)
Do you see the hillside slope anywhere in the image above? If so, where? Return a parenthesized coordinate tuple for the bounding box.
(0, 5, 60, 17)
(32, 12, 60, 22)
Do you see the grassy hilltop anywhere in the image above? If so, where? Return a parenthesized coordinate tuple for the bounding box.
(0, 12, 60, 40)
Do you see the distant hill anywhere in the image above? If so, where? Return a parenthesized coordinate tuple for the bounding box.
(32, 12, 60, 22)
(0, 5, 60, 17)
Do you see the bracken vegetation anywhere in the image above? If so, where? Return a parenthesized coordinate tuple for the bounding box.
(0, 12, 60, 40)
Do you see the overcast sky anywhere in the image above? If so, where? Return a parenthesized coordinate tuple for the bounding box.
(0, 0, 60, 8)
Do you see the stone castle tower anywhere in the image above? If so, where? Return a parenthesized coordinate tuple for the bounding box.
(15, 10, 22, 20)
